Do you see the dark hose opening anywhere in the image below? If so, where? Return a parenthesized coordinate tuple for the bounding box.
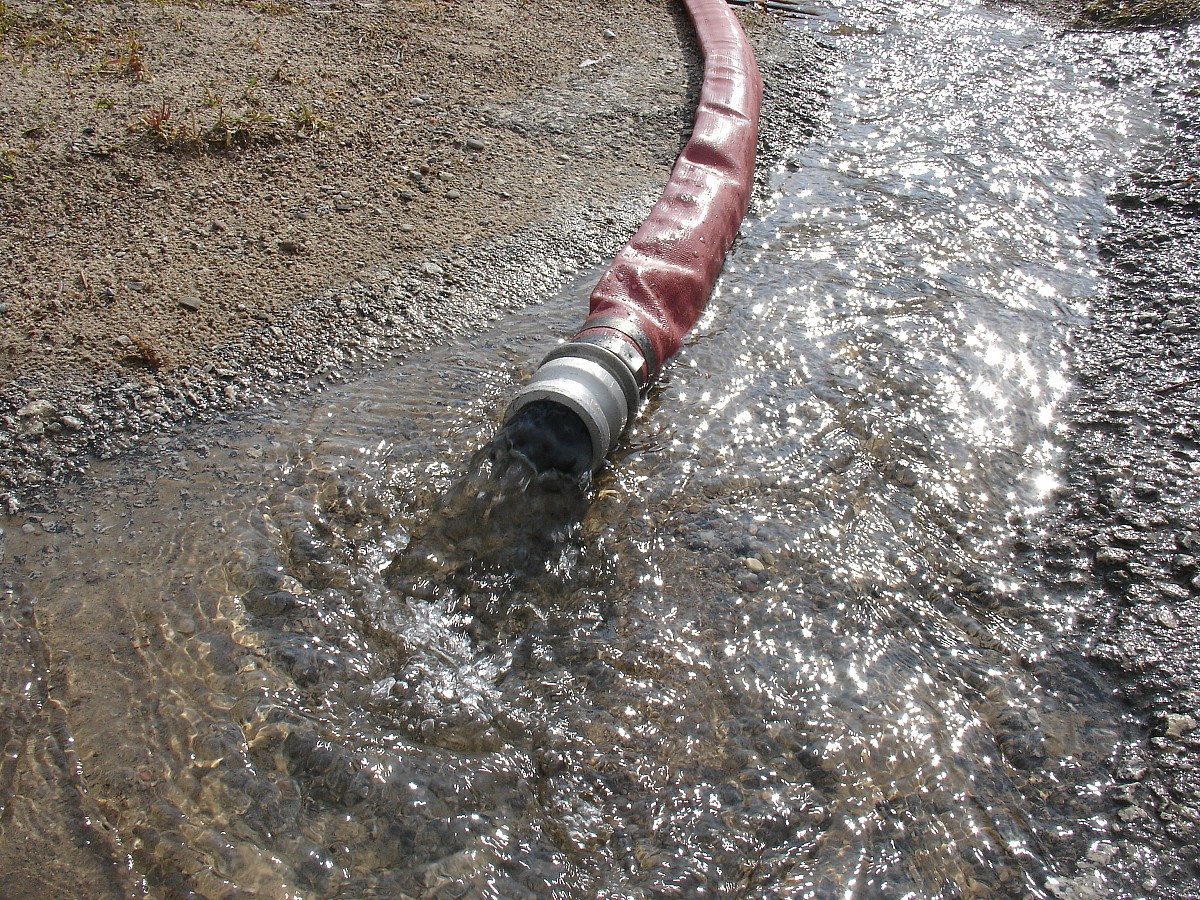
(487, 400, 593, 482)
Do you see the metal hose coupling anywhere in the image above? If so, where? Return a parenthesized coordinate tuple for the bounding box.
(505, 337, 644, 473)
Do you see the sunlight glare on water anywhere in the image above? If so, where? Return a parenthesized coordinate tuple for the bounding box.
(0, 0, 1178, 896)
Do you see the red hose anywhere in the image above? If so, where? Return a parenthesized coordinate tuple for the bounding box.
(500, 0, 763, 473)
(576, 0, 763, 385)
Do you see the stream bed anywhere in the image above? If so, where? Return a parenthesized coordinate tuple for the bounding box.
(4, 0, 1194, 896)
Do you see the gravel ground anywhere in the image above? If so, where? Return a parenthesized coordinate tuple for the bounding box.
(1030, 69, 1200, 895)
(2, 0, 1199, 894)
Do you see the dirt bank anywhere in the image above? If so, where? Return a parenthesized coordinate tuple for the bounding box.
(0, 0, 817, 511)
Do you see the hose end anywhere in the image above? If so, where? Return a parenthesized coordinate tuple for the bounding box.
(506, 342, 641, 472)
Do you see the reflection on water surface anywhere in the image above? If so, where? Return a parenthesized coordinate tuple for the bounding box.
(2, 0, 1181, 895)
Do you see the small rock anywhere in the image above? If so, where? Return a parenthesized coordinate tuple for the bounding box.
(0, 301, 10, 314)
(278, 238, 304, 255)
(60, 415, 84, 430)
(1095, 546, 1131, 568)
(736, 573, 759, 593)
(1103, 526, 1141, 546)
(1165, 713, 1197, 738)
(18, 399, 56, 419)
(464, 137, 486, 151)
(1159, 582, 1190, 602)
(1132, 481, 1160, 500)
(1154, 607, 1179, 629)
(447, 189, 461, 200)
(408, 96, 427, 106)
(744, 557, 765, 573)
(422, 262, 444, 277)
(1116, 752, 1148, 782)
(603, 28, 616, 39)
(398, 223, 415, 233)
(437, 171, 454, 182)
(397, 190, 414, 202)
(178, 296, 202, 311)
(210, 220, 227, 233)
(116, 335, 133, 349)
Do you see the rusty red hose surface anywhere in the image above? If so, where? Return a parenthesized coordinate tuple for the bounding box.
(502, 0, 763, 473)
(576, 0, 764, 383)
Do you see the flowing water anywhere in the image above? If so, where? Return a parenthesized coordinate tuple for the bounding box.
(3, 0, 1193, 896)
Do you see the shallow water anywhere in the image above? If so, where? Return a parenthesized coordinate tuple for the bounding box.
(2, 0, 1188, 896)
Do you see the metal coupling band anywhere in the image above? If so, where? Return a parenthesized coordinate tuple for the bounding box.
(574, 316, 659, 388)
(506, 341, 640, 472)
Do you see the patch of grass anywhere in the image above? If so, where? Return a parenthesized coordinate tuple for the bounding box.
(253, 0, 298, 14)
(0, 142, 18, 182)
(130, 98, 202, 150)
(105, 32, 148, 79)
(203, 105, 281, 149)
(202, 83, 224, 108)
(0, 1, 16, 39)
(290, 100, 328, 136)
(1, 2, 102, 53)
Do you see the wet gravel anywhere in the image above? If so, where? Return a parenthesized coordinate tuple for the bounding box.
(1024, 58, 1200, 897)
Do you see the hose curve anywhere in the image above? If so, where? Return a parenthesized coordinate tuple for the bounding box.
(505, 0, 763, 474)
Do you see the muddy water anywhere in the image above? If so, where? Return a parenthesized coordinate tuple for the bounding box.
(1, 0, 1177, 897)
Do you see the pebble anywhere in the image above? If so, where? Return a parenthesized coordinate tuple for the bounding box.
(437, 171, 454, 182)
(17, 399, 55, 419)
(446, 189, 461, 200)
(1132, 481, 1160, 500)
(1118, 804, 1150, 823)
(464, 137, 486, 151)
(1154, 607, 1179, 628)
(1104, 526, 1142, 545)
(603, 28, 617, 39)
(1165, 713, 1197, 738)
(398, 224, 415, 233)
(178, 296, 202, 311)
(422, 262, 444, 277)
(1095, 546, 1131, 568)
(744, 557, 765, 573)
(0, 301, 10, 314)
(1158, 582, 1190, 601)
